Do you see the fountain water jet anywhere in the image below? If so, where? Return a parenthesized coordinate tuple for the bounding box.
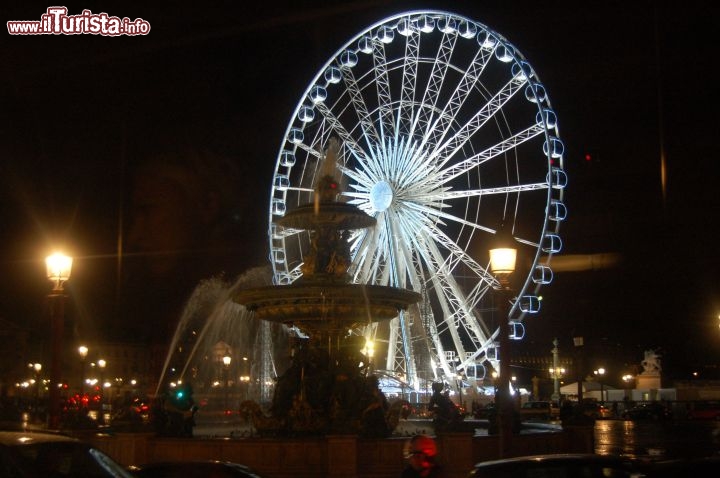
(156, 266, 291, 435)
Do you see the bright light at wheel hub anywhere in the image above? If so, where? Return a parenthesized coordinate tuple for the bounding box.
(370, 180, 393, 212)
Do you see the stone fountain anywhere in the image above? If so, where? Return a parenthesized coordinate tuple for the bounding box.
(234, 139, 420, 436)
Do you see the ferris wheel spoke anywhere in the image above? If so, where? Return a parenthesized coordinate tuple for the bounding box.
(419, 241, 480, 364)
(341, 164, 378, 193)
(287, 138, 325, 161)
(401, 205, 488, 309)
(313, 102, 373, 168)
(421, 41, 495, 152)
(392, 209, 432, 290)
(403, 200, 494, 237)
(353, 225, 386, 285)
(370, 39, 396, 139)
(437, 123, 546, 184)
(339, 62, 381, 150)
(440, 182, 550, 201)
(431, 74, 528, 167)
(411, 29, 458, 142)
(397, 24, 419, 137)
(364, 217, 393, 285)
(422, 216, 499, 289)
(272, 226, 305, 240)
(283, 186, 316, 194)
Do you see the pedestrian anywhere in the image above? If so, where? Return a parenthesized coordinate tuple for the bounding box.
(428, 382, 460, 431)
(401, 434, 444, 477)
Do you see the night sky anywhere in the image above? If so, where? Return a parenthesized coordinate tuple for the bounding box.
(2, 1, 718, 383)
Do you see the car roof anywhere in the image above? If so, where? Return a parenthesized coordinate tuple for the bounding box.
(133, 461, 263, 478)
(473, 453, 627, 468)
(0, 430, 81, 446)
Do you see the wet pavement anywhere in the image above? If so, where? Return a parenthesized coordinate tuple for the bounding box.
(594, 418, 720, 459)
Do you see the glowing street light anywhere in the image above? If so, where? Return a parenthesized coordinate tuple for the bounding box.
(549, 338, 565, 402)
(223, 355, 232, 411)
(45, 252, 72, 429)
(594, 367, 606, 403)
(46, 253, 73, 291)
(78, 345, 88, 395)
(362, 339, 375, 373)
(488, 224, 517, 458)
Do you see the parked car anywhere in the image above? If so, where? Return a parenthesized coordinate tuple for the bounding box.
(685, 401, 720, 420)
(579, 402, 613, 419)
(622, 402, 672, 420)
(0, 430, 134, 477)
(519, 401, 558, 420)
(642, 455, 720, 477)
(129, 460, 264, 477)
(469, 453, 642, 477)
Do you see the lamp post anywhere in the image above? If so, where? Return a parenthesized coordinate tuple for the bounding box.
(45, 252, 72, 429)
(488, 225, 517, 458)
(622, 374, 634, 405)
(78, 345, 88, 396)
(31, 363, 42, 420)
(222, 355, 231, 412)
(549, 338, 565, 402)
(97, 359, 107, 422)
(573, 336, 584, 403)
(594, 368, 606, 404)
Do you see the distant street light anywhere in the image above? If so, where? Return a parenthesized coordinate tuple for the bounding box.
(31, 363, 42, 419)
(549, 338, 565, 402)
(223, 355, 231, 412)
(45, 252, 72, 429)
(622, 374, 634, 401)
(98, 359, 107, 421)
(594, 367, 606, 403)
(488, 224, 517, 458)
(78, 345, 88, 396)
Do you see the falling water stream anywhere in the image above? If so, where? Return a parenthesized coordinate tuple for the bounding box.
(156, 266, 291, 420)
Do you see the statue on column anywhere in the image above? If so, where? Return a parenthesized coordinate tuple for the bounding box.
(640, 350, 661, 376)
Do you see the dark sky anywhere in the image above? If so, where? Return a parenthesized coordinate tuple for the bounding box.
(1, 1, 718, 381)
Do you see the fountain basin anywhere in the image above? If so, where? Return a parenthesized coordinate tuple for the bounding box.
(234, 282, 420, 332)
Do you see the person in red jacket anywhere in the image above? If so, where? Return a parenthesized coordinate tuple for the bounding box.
(401, 434, 445, 477)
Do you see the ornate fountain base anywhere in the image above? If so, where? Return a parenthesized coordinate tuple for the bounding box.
(238, 335, 410, 437)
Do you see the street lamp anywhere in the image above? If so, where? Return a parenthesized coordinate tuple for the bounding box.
(30, 363, 42, 420)
(45, 252, 72, 429)
(573, 336, 584, 403)
(223, 355, 231, 412)
(594, 367, 606, 404)
(78, 345, 88, 396)
(488, 224, 517, 458)
(98, 359, 107, 421)
(549, 338, 565, 402)
(622, 374, 634, 402)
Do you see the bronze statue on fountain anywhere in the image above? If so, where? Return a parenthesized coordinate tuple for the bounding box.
(234, 139, 419, 437)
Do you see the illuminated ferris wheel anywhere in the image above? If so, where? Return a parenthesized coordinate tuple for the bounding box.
(267, 11, 566, 389)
